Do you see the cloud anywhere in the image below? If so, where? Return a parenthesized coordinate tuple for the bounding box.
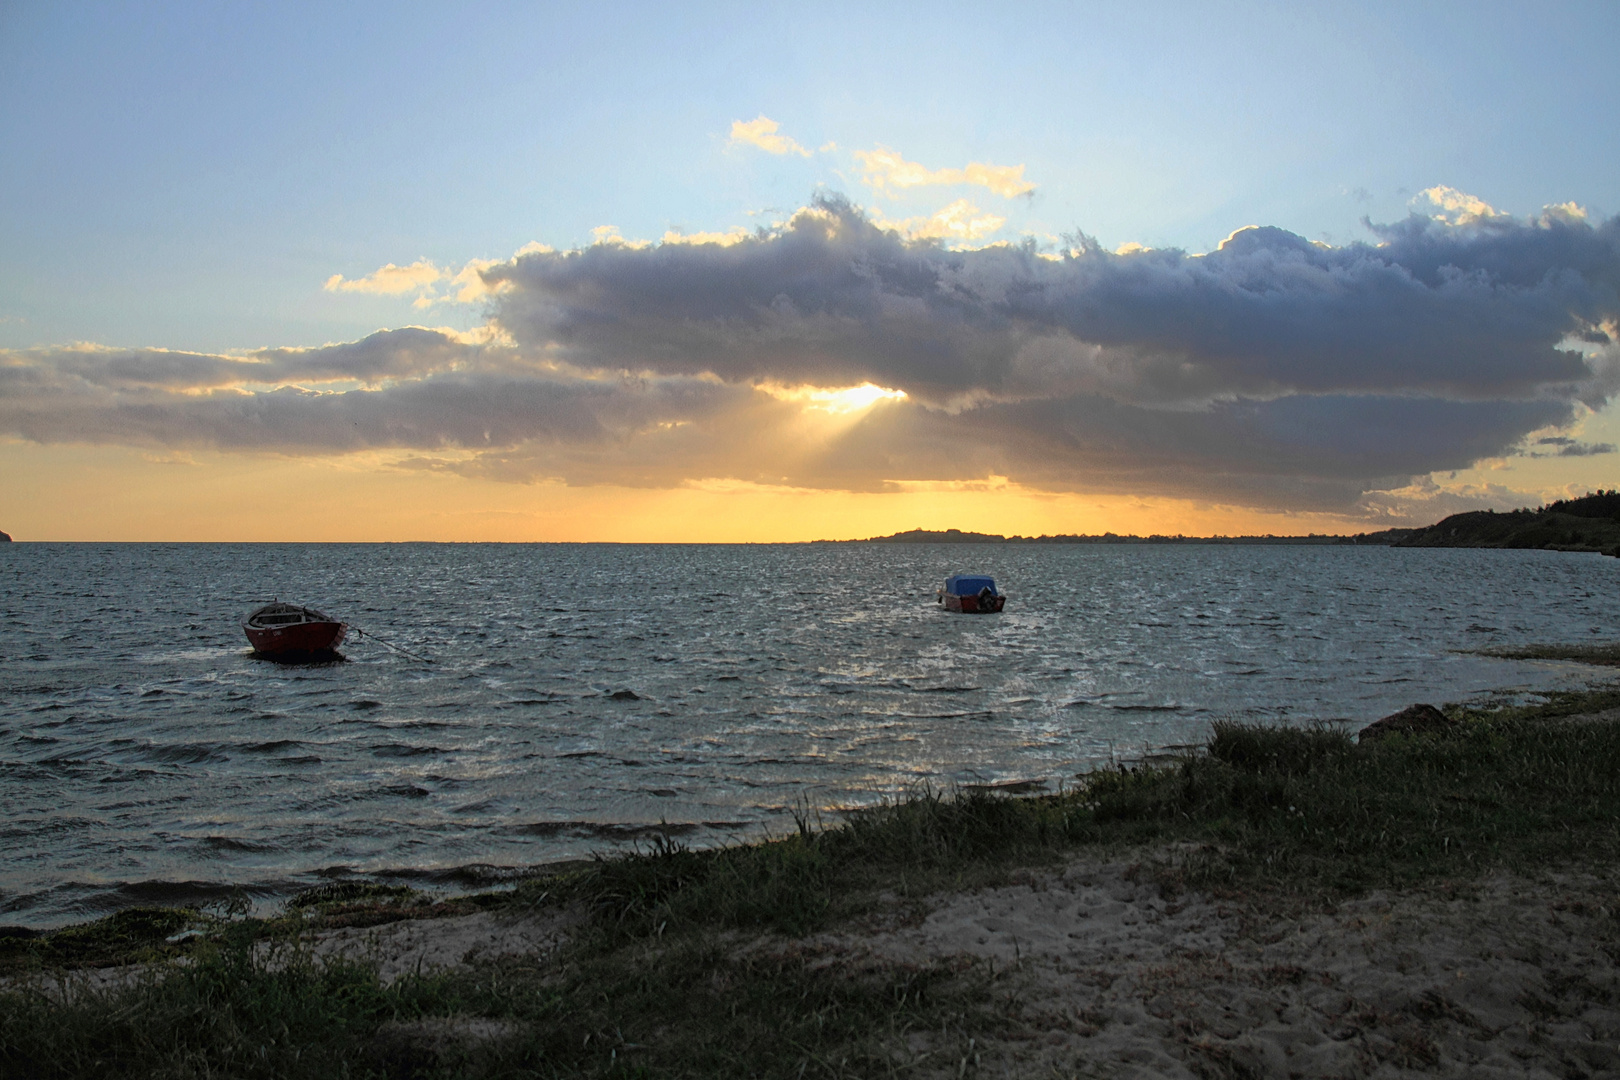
(325, 252, 539, 307)
(433, 259, 503, 305)
(728, 115, 812, 157)
(1357, 474, 1552, 522)
(2, 328, 482, 396)
(1417, 185, 1502, 223)
(1521, 435, 1617, 457)
(588, 225, 651, 250)
(872, 199, 1006, 242)
(7, 195, 1620, 515)
(324, 259, 444, 295)
(485, 195, 1617, 409)
(661, 227, 752, 247)
(0, 331, 750, 459)
(854, 146, 1035, 198)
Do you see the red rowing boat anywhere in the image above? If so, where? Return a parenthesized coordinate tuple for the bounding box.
(242, 602, 348, 655)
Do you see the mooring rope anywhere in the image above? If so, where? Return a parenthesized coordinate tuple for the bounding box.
(349, 625, 434, 663)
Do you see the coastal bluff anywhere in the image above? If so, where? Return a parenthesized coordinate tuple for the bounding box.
(826, 490, 1620, 554)
(1393, 490, 1620, 554)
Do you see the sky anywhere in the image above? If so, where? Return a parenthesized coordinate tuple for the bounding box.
(3, 0, 1619, 541)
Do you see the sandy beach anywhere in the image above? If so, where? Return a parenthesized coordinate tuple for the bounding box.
(283, 847, 1620, 1078)
(809, 857, 1619, 1077)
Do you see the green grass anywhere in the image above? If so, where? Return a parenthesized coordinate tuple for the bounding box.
(0, 914, 1009, 1079)
(1, 930, 405, 1079)
(7, 685, 1620, 1078)
(550, 687, 1620, 940)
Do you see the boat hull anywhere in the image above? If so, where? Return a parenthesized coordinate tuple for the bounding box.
(244, 620, 348, 654)
(939, 592, 1006, 613)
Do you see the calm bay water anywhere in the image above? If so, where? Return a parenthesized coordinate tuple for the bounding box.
(2, 542, 1616, 927)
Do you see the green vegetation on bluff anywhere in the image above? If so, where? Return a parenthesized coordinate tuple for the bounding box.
(1393, 490, 1620, 553)
(5, 684, 1620, 1078)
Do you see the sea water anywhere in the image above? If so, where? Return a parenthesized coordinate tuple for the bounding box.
(2, 542, 1615, 926)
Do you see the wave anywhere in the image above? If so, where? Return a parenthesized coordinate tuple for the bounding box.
(199, 835, 279, 854)
(370, 743, 443, 758)
(130, 742, 231, 765)
(503, 820, 702, 840)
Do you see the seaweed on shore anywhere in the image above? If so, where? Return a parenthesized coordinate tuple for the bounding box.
(0, 907, 207, 974)
(1469, 641, 1620, 668)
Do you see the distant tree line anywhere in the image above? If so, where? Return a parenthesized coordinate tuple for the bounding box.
(828, 491, 1620, 550)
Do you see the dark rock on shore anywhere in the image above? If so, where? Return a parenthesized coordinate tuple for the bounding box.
(1359, 703, 1456, 742)
(0, 529, 10, 542)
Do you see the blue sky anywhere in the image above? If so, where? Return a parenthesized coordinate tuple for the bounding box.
(7, 0, 1615, 351)
(2, 1, 1618, 539)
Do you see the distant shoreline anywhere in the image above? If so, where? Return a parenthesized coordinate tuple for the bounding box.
(814, 527, 1412, 546)
(824, 492, 1620, 554)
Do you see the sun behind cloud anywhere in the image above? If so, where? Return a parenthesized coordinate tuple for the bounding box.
(757, 381, 907, 414)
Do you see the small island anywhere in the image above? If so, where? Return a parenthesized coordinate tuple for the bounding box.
(825, 526, 1409, 545)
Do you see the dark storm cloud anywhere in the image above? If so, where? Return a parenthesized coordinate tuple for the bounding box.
(384, 388, 1574, 511)
(32, 327, 477, 391)
(0, 330, 745, 452)
(797, 391, 1576, 510)
(484, 195, 1620, 407)
(3, 197, 1618, 513)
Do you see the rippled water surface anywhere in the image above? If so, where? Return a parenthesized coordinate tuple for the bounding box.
(3, 542, 1616, 925)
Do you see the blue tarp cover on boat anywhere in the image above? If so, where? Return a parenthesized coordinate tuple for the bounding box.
(943, 575, 998, 596)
